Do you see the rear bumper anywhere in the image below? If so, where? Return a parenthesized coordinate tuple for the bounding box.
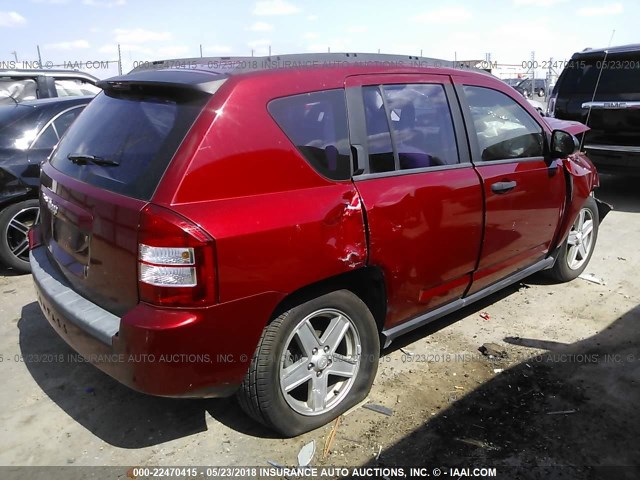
(30, 245, 283, 398)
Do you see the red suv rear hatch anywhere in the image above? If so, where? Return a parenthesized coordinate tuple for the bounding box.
(38, 71, 224, 316)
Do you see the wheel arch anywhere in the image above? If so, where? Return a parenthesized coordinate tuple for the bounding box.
(269, 266, 388, 335)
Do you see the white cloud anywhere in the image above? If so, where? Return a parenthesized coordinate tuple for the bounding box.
(45, 39, 91, 50)
(413, 6, 471, 24)
(114, 28, 171, 43)
(0, 11, 26, 27)
(157, 46, 190, 57)
(306, 14, 318, 21)
(248, 38, 271, 48)
(303, 32, 319, 40)
(247, 21, 273, 31)
(513, 0, 566, 5)
(578, 2, 623, 16)
(83, 0, 125, 6)
(306, 40, 348, 53)
(204, 44, 233, 54)
(30, 0, 71, 4)
(253, 0, 299, 16)
(347, 25, 367, 34)
(99, 43, 152, 55)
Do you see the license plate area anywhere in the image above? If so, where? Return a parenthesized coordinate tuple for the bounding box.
(50, 216, 90, 278)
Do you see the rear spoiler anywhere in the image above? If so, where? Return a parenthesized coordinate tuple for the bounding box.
(97, 69, 227, 95)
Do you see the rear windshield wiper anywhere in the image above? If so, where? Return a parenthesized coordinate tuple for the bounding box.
(67, 154, 120, 166)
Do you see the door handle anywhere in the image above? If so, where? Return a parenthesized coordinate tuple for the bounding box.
(491, 181, 517, 194)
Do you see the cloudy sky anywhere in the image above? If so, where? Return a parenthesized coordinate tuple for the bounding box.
(0, 0, 635, 78)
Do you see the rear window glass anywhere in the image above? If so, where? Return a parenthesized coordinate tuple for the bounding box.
(269, 89, 352, 180)
(50, 91, 208, 200)
(558, 54, 640, 94)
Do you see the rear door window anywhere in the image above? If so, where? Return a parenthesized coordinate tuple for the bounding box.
(268, 89, 352, 180)
(361, 83, 459, 173)
(50, 91, 209, 200)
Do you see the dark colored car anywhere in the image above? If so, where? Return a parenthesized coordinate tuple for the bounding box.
(28, 53, 608, 437)
(0, 70, 100, 104)
(0, 96, 91, 271)
(548, 44, 640, 173)
(515, 77, 547, 97)
(502, 78, 522, 87)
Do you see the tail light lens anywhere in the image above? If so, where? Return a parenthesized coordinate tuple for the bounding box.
(137, 204, 216, 307)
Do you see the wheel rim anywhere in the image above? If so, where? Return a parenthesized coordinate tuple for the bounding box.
(279, 308, 361, 416)
(5, 206, 40, 263)
(566, 207, 595, 270)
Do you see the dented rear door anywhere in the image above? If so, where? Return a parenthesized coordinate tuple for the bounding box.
(345, 74, 484, 329)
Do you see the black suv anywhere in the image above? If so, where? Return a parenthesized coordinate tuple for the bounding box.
(0, 70, 100, 104)
(548, 44, 640, 173)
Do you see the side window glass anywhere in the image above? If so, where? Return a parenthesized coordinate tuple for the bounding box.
(463, 85, 544, 161)
(0, 78, 37, 104)
(31, 124, 58, 150)
(362, 86, 395, 173)
(53, 108, 83, 137)
(269, 89, 351, 180)
(382, 84, 459, 169)
(54, 79, 101, 97)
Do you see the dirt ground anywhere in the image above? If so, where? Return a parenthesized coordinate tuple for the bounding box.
(0, 174, 638, 480)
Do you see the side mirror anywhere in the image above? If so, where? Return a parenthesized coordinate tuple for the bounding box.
(550, 129, 579, 158)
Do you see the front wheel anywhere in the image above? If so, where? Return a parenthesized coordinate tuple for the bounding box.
(237, 290, 379, 436)
(549, 196, 599, 282)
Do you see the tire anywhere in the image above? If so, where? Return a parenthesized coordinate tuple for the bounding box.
(237, 289, 379, 437)
(0, 199, 40, 273)
(537, 88, 545, 97)
(549, 196, 599, 282)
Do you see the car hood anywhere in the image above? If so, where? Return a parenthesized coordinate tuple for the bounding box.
(543, 117, 590, 136)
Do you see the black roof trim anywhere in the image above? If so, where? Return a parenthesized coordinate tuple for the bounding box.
(97, 69, 227, 94)
(0, 69, 99, 81)
(574, 43, 640, 57)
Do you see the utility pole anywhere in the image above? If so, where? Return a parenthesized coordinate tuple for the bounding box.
(199, 44, 203, 58)
(37, 45, 42, 66)
(530, 50, 535, 97)
(117, 43, 122, 75)
(268, 45, 271, 57)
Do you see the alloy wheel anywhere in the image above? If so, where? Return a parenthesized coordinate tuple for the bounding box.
(279, 308, 361, 416)
(4, 206, 39, 263)
(566, 207, 595, 270)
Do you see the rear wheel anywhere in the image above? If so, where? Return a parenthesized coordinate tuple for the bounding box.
(549, 197, 599, 282)
(237, 290, 379, 436)
(0, 199, 40, 273)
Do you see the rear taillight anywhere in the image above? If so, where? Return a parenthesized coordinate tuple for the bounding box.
(137, 204, 216, 307)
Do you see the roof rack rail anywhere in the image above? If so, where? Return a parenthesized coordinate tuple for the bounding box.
(128, 52, 482, 75)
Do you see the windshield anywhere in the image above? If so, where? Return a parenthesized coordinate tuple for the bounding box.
(49, 90, 209, 200)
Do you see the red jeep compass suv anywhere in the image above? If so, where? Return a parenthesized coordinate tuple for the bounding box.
(29, 53, 608, 436)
